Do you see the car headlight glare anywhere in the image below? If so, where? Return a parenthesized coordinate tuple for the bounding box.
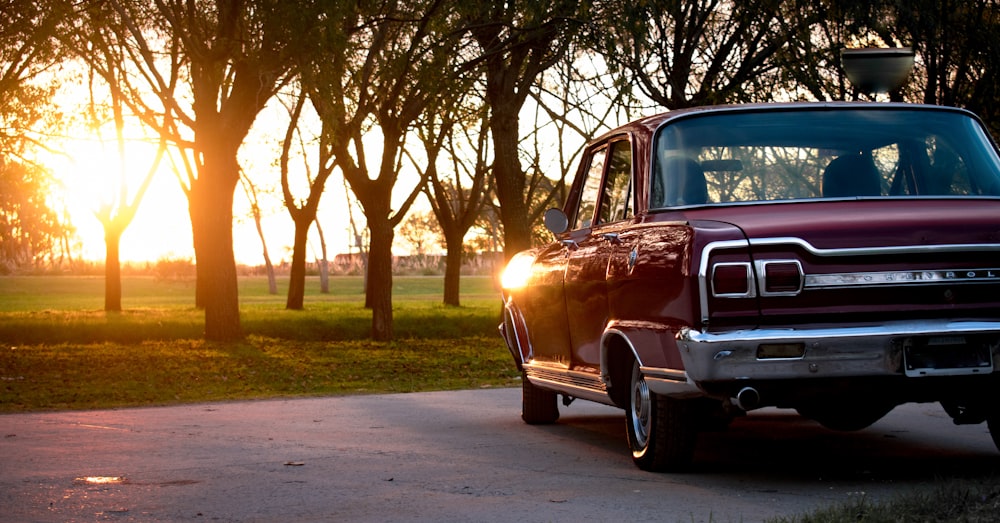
(500, 253, 536, 289)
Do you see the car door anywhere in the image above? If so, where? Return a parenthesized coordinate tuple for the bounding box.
(517, 143, 611, 369)
(564, 137, 634, 368)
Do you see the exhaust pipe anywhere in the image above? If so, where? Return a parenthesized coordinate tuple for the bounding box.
(734, 387, 761, 411)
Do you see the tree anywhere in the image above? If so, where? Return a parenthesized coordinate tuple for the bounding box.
(299, 0, 464, 340)
(0, 0, 73, 273)
(1, 0, 64, 158)
(66, 0, 310, 340)
(278, 90, 336, 310)
(524, 49, 641, 240)
(411, 91, 489, 306)
(398, 210, 440, 257)
(460, 0, 587, 259)
(313, 217, 330, 294)
(773, 0, 1000, 136)
(91, 133, 163, 311)
(767, 2, 870, 102)
(871, 0, 1000, 133)
(239, 170, 278, 295)
(0, 158, 71, 272)
(592, 0, 825, 109)
(80, 35, 164, 312)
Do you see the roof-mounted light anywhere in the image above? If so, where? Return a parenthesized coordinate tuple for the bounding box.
(841, 47, 914, 95)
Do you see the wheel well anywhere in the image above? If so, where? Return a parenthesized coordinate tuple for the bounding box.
(604, 334, 636, 409)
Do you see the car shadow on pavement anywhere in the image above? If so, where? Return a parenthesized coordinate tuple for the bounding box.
(543, 407, 1000, 480)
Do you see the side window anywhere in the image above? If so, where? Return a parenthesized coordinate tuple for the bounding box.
(598, 140, 632, 224)
(573, 146, 607, 230)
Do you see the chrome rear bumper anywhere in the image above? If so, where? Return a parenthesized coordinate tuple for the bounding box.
(676, 319, 1000, 383)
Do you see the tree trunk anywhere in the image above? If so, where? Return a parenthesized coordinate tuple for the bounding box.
(319, 258, 329, 294)
(286, 215, 311, 310)
(366, 213, 395, 341)
(191, 212, 208, 310)
(316, 219, 330, 294)
(490, 106, 532, 260)
(104, 231, 122, 312)
(254, 219, 278, 295)
(251, 193, 278, 295)
(442, 230, 463, 306)
(264, 257, 278, 295)
(190, 149, 243, 341)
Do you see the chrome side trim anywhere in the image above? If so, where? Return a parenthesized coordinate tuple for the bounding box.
(639, 366, 702, 398)
(600, 328, 640, 388)
(523, 364, 614, 406)
(500, 297, 530, 366)
(640, 367, 688, 381)
(748, 237, 1000, 257)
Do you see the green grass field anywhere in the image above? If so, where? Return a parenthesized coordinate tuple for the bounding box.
(0, 275, 519, 412)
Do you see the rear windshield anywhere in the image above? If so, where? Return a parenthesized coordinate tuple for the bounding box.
(651, 108, 1000, 209)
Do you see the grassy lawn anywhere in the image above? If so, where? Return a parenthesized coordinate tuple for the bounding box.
(0, 275, 518, 412)
(2, 274, 999, 521)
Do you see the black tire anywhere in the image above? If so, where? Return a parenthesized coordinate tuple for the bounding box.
(988, 414, 1000, 453)
(941, 400, 988, 424)
(625, 361, 697, 472)
(521, 371, 559, 424)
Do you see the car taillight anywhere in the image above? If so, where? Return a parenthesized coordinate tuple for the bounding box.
(711, 262, 755, 297)
(757, 260, 803, 296)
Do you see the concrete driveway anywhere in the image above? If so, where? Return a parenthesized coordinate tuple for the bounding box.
(2, 387, 999, 522)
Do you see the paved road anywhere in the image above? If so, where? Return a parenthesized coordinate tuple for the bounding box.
(2, 388, 999, 522)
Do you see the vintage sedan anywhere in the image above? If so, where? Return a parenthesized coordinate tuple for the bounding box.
(499, 102, 1000, 472)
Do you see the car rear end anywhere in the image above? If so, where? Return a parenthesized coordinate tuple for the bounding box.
(650, 104, 1000, 425)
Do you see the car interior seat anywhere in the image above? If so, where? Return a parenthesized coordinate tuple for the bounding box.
(658, 154, 708, 207)
(822, 153, 882, 197)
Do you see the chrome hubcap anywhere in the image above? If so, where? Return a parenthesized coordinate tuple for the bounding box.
(631, 370, 651, 449)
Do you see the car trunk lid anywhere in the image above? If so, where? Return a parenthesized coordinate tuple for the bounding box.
(697, 199, 1000, 324)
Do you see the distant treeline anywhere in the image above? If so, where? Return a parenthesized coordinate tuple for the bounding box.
(9, 252, 506, 280)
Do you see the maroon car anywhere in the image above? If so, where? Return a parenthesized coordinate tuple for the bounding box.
(499, 102, 1000, 472)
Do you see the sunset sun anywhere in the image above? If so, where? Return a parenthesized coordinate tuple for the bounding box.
(54, 136, 194, 264)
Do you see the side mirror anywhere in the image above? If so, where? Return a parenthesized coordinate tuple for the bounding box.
(544, 208, 569, 235)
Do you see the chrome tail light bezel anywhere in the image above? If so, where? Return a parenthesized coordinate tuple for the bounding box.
(710, 262, 756, 298)
(756, 259, 805, 296)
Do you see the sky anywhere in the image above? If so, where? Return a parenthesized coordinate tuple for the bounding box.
(48, 98, 427, 267)
(52, 142, 373, 268)
(55, 151, 377, 267)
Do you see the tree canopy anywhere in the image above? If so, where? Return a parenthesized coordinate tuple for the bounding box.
(5, 0, 1000, 340)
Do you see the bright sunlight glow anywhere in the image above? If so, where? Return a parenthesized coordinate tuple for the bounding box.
(52, 136, 194, 263)
(500, 252, 536, 290)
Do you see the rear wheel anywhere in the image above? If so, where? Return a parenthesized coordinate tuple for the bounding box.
(988, 414, 1000, 453)
(521, 371, 559, 424)
(625, 361, 697, 472)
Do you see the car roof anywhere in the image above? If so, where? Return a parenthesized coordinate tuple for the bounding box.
(593, 101, 978, 144)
